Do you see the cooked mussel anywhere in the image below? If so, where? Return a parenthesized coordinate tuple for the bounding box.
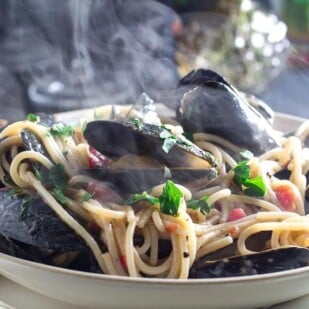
(0, 188, 90, 266)
(177, 69, 280, 155)
(21, 129, 49, 157)
(84, 120, 217, 167)
(190, 247, 309, 278)
(83, 120, 217, 193)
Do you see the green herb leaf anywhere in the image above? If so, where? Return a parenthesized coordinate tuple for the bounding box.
(125, 192, 159, 205)
(162, 136, 177, 153)
(33, 167, 43, 182)
(232, 160, 250, 189)
(50, 124, 74, 138)
(27, 113, 39, 122)
(243, 176, 266, 197)
(80, 192, 93, 202)
(159, 180, 182, 216)
(159, 127, 178, 153)
(49, 164, 67, 191)
(20, 196, 34, 220)
(52, 188, 67, 205)
(127, 117, 143, 129)
(233, 160, 266, 197)
(187, 195, 213, 215)
(126, 180, 183, 216)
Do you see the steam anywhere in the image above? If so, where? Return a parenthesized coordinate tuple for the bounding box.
(1, 0, 179, 112)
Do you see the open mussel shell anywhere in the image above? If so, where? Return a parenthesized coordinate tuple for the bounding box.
(84, 120, 217, 168)
(177, 69, 280, 155)
(0, 188, 89, 265)
(82, 167, 216, 194)
(190, 247, 309, 278)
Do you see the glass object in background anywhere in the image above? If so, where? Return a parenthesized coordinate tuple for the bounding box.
(176, 0, 290, 94)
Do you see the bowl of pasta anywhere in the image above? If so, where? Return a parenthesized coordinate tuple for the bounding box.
(0, 69, 308, 308)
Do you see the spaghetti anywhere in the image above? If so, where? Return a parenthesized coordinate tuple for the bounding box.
(0, 106, 308, 279)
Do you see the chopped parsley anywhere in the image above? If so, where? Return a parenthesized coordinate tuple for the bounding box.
(34, 167, 43, 182)
(159, 127, 178, 153)
(125, 180, 183, 216)
(34, 163, 68, 205)
(50, 123, 74, 137)
(125, 191, 159, 205)
(52, 188, 67, 205)
(80, 192, 94, 202)
(187, 195, 213, 215)
(20, 196, 34, 220)
(233, 160, 266, 197)
(158, 180, 182, 216)
(128, 117, 143, 129)
(27, 113, 40, 122)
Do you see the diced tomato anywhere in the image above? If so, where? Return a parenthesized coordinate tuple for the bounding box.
(88, 146, 109, 168)
(87, 221, 101, 233)
(165, 222, 179, 233)
(87, 182, 122, 204)
(228, 225, 240, 238)
(120, 255, 127, 271)
(227, 208, 246, 222)
(275, 185, 297, 211)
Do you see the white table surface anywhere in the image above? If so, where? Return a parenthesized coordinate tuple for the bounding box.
(1, 275, 309, 309)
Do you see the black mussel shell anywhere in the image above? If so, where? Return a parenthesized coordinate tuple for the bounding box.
(177, 69, 280, 155)
(84, 120, 217, 167)
(0, 188, 88, 263)
(190, 247, 309, 278)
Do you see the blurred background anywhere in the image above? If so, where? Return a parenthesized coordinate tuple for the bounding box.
(0, 0, 308, 121)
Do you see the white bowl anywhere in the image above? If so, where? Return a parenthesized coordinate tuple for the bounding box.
(0, 112, 307, 309)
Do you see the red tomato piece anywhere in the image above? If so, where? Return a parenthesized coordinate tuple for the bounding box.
(88, 221, 101, 233)
(227, 208, 246, 222)
(228, 225, 240, 238)
(165, 222, 178, 233)
(275, 185, 296, 211)
(88, 146, 109, 168)
(120, 255, 127, 271)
